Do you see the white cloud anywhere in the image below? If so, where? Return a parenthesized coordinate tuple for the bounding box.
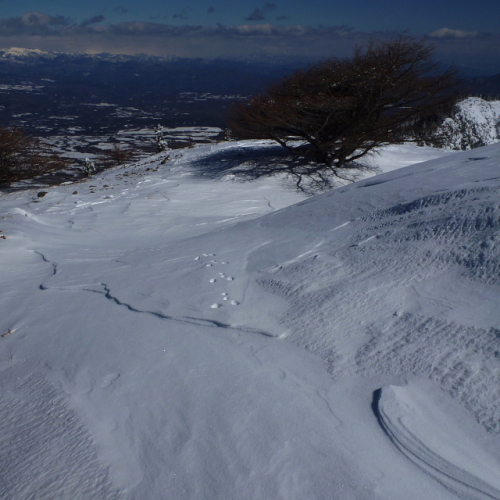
(427, 27, 478, 39)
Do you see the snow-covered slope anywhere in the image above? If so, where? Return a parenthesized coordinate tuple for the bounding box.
(1, 141, 499, 499)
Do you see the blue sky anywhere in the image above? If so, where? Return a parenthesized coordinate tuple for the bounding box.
(1, 0, 498, 33)
(0, 1, 499, 74)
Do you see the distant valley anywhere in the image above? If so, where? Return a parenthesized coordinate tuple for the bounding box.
(0, 49, 301, 136)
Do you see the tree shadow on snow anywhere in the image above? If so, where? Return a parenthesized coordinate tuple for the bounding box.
(190, 142, 379, 194)
(189, 143, 310, 180)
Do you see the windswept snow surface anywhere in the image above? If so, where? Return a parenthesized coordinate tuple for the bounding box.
(1, 140, 500, 499)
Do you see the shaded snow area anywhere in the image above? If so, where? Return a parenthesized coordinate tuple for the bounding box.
(1, 140, 500, 499)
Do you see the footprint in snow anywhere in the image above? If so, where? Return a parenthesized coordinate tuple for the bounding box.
(101, 373, 120, 388)
(220, 292, 239, 305)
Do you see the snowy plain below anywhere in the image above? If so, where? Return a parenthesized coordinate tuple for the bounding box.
(1, 140, 500, 499)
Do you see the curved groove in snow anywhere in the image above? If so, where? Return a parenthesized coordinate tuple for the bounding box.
(373, 383, 500, 500)
(82, 283, 277, 338)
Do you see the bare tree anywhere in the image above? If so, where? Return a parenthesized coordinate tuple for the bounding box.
(99, 143, 134, 166)
(229, 37, 459, 189)
(0, 126, 70, 184)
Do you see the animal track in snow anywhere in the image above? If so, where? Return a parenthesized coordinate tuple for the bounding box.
(196, 255, 240, 307)
(216, 296, 240, 306)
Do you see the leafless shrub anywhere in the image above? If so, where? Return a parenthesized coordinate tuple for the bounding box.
(229, 36, 460, 190)
(99, 143, 134, 166)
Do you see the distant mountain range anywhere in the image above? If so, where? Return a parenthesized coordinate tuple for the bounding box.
(0, 47, 60, 60)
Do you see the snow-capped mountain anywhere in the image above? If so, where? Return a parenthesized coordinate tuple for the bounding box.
(0, 47, 166, 64)
(0, 47, 58, 61)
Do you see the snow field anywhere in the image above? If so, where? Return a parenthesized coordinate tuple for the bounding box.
(1, 139, 500, 499)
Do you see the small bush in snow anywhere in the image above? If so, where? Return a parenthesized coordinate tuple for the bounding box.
(82, 158, 97, 176)
(154, 124, 169, 152)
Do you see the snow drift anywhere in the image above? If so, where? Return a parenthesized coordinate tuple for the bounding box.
(1, 141, 500, 499)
